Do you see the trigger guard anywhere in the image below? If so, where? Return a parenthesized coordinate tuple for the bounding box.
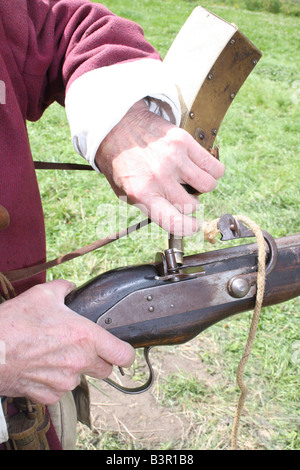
(104, 347, 154, 395)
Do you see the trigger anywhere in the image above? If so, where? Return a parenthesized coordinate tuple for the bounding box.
(104, 347, 154, 395)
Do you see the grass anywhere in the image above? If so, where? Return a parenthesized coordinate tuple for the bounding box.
(27, 0, 299, 450)
(220, 0, 300, 16)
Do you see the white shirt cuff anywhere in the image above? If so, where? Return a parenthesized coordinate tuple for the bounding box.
(0, 399, 8, 444)
(65, 58, 181, 171)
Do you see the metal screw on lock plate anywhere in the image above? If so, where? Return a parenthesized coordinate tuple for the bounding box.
(228, 277, 251, 298)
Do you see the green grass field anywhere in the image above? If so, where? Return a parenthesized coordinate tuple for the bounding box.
(27, 0, 299, 450)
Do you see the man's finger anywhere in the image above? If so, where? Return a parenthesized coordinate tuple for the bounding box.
(93, 326, 136, 369)
(187, 137, 225, 179)
(148, 196, 200, 236)
(29, 279, 77, 303)
(181, 160, 219, 194)
(161, 179, 200, 214)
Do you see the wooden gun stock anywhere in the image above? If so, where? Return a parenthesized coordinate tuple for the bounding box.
(66, 234, 300, 349)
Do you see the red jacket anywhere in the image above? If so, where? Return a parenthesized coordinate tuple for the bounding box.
(0, 0, 160, 295)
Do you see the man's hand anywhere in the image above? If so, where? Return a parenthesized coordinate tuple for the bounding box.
(96, 100, 225, 236)
(0, 280, 135, 404)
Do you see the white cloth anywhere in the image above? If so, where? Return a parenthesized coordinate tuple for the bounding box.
(47, 392, 78, 450)
(0, 399, 8, 444)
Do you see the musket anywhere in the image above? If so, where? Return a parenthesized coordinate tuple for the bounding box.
(65, 214, 300, 393)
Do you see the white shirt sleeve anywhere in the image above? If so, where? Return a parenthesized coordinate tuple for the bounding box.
(65, 58, 181, 171)
(0, 399, 8, 444)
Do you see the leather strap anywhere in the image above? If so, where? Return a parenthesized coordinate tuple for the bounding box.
(2, 218, 151, 282)
(34, 161, 93, 171)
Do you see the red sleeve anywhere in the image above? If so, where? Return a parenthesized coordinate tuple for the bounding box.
(22, 0, 161, 119)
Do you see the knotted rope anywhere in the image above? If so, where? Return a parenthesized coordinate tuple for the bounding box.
(201, 215, 267, 450)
